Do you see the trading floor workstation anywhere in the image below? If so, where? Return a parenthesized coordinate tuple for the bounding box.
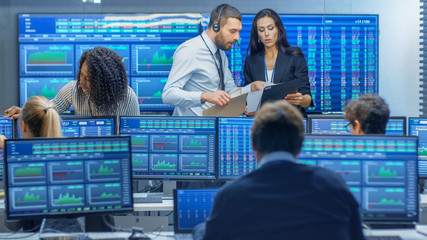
(0, 1, 426, 239)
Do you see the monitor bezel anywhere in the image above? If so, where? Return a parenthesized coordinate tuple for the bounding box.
(4, 135, 134, 220)
(119, 116, 218, 180)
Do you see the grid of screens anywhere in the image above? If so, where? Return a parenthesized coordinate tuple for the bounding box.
(4, 136, 133, 219)
(0, 118, 13, 178)
(19, 14, 378, 114)
(203, 14, 378, 112)
(174, 189, 218, 233)
(119, 117, 216, 179)
(298, 135, 418, 222)
(61, 117, 115, 137)
(408, 118, 427, 178)
(18, 14, 201, 112)
(308, 116, 406, 136)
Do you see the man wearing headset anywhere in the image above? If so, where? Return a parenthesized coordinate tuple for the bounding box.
(162, 4, 264, 116)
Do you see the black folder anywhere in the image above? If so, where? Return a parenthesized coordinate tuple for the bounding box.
(260, 80, 300, 106)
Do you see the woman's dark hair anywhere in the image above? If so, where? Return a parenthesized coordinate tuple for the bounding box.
(247, 8, 290, 55)
(77, 47, 128, 115)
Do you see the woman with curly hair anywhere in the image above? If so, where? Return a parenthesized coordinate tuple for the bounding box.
(5, 47, 140, 118)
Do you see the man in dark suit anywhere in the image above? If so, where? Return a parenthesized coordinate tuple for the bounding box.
(344, 94, 390, 135)
(197, 100, 365, 240)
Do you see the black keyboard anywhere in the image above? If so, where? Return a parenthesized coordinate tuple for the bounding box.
(366, 236, 402, 240)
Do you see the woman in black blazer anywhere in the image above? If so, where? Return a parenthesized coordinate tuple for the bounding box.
(243, 8, 313, 117)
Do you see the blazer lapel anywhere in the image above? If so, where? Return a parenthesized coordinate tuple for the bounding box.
(273, 50, 291, 83)
(254, 52, 266, 81)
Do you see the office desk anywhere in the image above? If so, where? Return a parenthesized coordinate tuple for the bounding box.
(364, 225, 427, 240)
(1, 229, 427, 240)
(0, 231, 175, 240)
(0, 199, 173, 212)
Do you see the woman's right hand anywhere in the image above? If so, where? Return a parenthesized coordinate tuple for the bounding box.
(4, 106, 21, 119)
(0, 135, 7, 149)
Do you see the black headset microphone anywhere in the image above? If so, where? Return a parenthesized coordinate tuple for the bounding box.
(212, 5, 240, 48)
(212, 5, 225, 33)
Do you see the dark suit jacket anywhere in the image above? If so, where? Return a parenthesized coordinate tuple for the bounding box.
(243, 47, 313, 116)
(203, 156, 365, 240)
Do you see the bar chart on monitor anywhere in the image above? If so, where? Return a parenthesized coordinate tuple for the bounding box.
(132, 44, 177, 75)
(19, 78, 72, 106)
(20, 44, 74, 76)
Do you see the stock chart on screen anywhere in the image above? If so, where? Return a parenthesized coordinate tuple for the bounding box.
(298, 135, 418, 222)
(18, 14, 201, 112)
(19, 13, 378, 113)
(4, 136, 133, 219)
(0, 118, 13, 179)
(203, 14, 378, 112)
(119, 116, 216, 179)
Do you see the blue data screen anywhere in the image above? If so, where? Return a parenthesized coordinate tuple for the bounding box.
(310, 118, 350, 135)
(119, 117, 216, 179)
(61, 118, 114, 137)
(409, 118, 427, 178)
(298, 135, 418, 221)
(218, 118, 256, 179)
(176, 189, 218, 231)
(19, 14, 201, 111)
(0, 118, 13, 178)
(203, 14, 378, 113)
(5, 137, 133, 219)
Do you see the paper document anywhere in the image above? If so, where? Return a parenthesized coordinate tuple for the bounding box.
(203, 93, 248, 117)
(246, 90, 263, 113)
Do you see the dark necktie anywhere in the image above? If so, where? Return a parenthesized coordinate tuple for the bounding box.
(215, 49, 225, 90)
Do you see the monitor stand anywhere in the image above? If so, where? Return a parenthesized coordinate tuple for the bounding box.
(162, 180, 176, 198)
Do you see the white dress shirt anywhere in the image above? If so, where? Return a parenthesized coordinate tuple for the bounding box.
(162, 31, 249, 116)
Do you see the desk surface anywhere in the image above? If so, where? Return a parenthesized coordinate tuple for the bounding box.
(0, 199, 173, 212)
(0, 228, 426, 240)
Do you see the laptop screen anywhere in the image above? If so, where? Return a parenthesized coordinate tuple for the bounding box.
(174, 189, 219, 233)
(298, 135, 418, 223)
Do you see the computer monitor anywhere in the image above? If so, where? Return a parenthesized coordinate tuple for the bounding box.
(217, 117, 256, 180)
(4, 136, 133, 220)
(173, 188, 219, 233)
(61, 116, 116, 137)
(0, 118, 14, 178)
(119, 116, 216, 180)
(308, 115, 349, 135)
(309, 115, 406, 136)
(408, 118, 427, 178)
(18, 13, 201, 113)
(386, 117, 406, 136)
(298, 135, 418, 224)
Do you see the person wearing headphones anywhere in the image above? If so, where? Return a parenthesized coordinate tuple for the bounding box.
(162, 4, 264, 116)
